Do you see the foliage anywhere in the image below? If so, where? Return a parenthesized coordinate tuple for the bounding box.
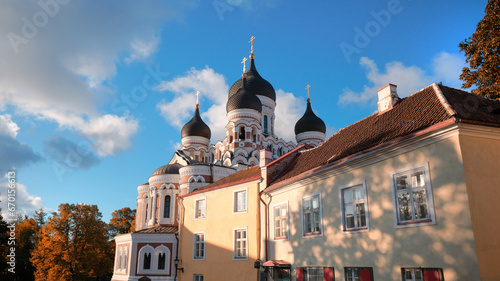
(109, 207, 136, 237)
(14, 217, 38, 281)
(459, 0, 500, 98)
(0, 209, 10, 280)
(31, 203, 114, 281)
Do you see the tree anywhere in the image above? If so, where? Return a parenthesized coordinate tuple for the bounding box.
(459, 0, 500, 98)
(108, 207, 136, 238)
(30, 203, 114, 281)
(0, 208, 10, 280)
(14, 217, 38, 281)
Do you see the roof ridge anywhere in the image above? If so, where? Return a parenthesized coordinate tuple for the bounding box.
(432, 83, 457, 117)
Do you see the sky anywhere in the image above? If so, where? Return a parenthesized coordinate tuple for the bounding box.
(0, 0, 488, 223)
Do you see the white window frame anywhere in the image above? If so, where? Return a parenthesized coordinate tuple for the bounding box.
(339, 181, 370, 233)
(194, 198, 206, 219)
(273, 202, 289, 240)
(193, 274, 204, 281)
(233, 227, 248, 260)
(301, 192, 323, 237)
(153, 245, 170, 274)
(233, 188, 248, 214)
(137, 245, 154, 274)
(305, 267, 324, 281)
(192, 232, 205, 260)
(390, 162, 436, 228)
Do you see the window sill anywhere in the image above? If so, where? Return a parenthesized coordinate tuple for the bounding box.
(395, 218, 435, 229)
(302, 232, 322, 238)
(273, 237, 289, 241)
(342, 227, 369, 234)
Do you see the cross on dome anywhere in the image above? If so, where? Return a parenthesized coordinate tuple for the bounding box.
(196, 91, 200, 108)
(306, 84, 311, 101)
(249, 36, 256, 54)
(242, 57, 248, 73)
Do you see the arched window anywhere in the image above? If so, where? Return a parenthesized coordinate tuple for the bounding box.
(252, 128, 256, 142)
(239, 126, 245, 141)
(145, 204, 149, 223)
(158, 253, 166, 270)
(117, 248, 122, 271)
(143, 253, 151, 270)
(163, 195, 171, 218)
(263, 115, 268, 134)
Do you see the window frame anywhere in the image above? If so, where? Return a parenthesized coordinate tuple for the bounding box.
(193, 274, 204, 281)
(400, 267, 444, 281)
(339, 181, 370, 233)
(344, 267, 374, 281)
(233, 227, 248, 260)
(297, 266, 334, 281)
(390, 162, 436, 228)
(163, 194, 171, 218)
(233, 188, 248, 214)
(273, 202, 289, 240)
(194, 198, 206, 220)
(301, 192, 323, 237)
(192, 232, 205, 260)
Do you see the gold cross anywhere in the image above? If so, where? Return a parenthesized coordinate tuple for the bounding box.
(306, 84, 311, 98)
(196, 90, 200, 105)
(242, 57, 248, 73)
(249, 36, 256, 54)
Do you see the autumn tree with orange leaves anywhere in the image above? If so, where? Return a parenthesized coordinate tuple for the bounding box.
(30, 203, 114, 281)
(108, 207, 136, 238)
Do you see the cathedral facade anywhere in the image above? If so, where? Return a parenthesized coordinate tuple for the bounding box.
(110, 43, 326, 281)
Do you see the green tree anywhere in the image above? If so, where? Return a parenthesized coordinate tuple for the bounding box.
(459, 0, 500, 98)
(109, 207, 136, 237)
(30, 203, 114, 281)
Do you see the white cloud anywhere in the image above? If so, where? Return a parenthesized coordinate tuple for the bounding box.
(339, 52, 465, 104)
(156, 67, 229, 141)
(0, 115, 20, 138)
(0, 178, 43, 219)
(0, 0, 195, 157)
(274, 89, 305, 141)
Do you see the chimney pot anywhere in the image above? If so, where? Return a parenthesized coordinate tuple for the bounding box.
(260, 149, 273, 167)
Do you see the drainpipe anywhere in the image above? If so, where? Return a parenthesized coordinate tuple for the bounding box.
(259, 191, 270, 263)
(175, 196, 185, 281)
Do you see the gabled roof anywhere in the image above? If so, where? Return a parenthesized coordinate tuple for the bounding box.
(264, 84, 500, 192)
(181, 166, 262, 197)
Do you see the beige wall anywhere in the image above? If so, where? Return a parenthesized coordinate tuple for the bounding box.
(459, 132, 500, 281)
(267, 134, 481, 281)
(179, 181, 261, 281)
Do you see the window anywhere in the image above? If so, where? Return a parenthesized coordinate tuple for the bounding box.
(193, 233, 205, 260)
(145, 203, 149, 223)
(239, 126, 245, 140)
(233, 189, 247, 213)
(340, 182, 369, 232)
(302, 193, 322, 236)
(194, 275, 204, 281)
(273, 203, 288, 239)
(143, 253, 151, 270)
(297, 267, 334, 281)
(194, 198, 206, 219)
(401, 268, 444, 281)
(391, 163, 436, 227)
(233, 228, 247, 259)
(345, 267, 373, 281)
(158, 253, 166, 270)
(164, 195, 171, 218)
(263, 115, 268, 134)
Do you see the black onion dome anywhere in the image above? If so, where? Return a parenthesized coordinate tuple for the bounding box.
(295, 100, 326, 135)
(228, 56, 276, 101)
(226, 76, 262, 113)
(181, 106, 211, 139)
(151, 163, 182, 176)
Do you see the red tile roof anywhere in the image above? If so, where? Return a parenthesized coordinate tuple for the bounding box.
(264, 84, 500, 192)
(181, 166, 262, 197)
(134, 225, 178, 234)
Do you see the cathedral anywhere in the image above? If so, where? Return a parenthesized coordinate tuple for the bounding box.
(110, 40, 326, 281)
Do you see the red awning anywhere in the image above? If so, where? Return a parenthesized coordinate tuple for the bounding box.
(262, 260, 291, 268)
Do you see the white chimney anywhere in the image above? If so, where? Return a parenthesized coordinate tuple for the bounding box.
(377, 84, 399, 113)
(260, 149, 273, 167)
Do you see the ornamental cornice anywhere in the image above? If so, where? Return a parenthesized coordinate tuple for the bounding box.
(149, 174, 180, 185)
(179, 165, 211, 176)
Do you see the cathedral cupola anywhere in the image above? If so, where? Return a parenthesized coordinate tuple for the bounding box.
(181, 93, 211, 140)
(181, 92, 211, 161)
(295, 85, 326, 147)
(226, 73, 262, 113)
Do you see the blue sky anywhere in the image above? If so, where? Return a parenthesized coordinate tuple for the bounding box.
(0, 0, 487, 222)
